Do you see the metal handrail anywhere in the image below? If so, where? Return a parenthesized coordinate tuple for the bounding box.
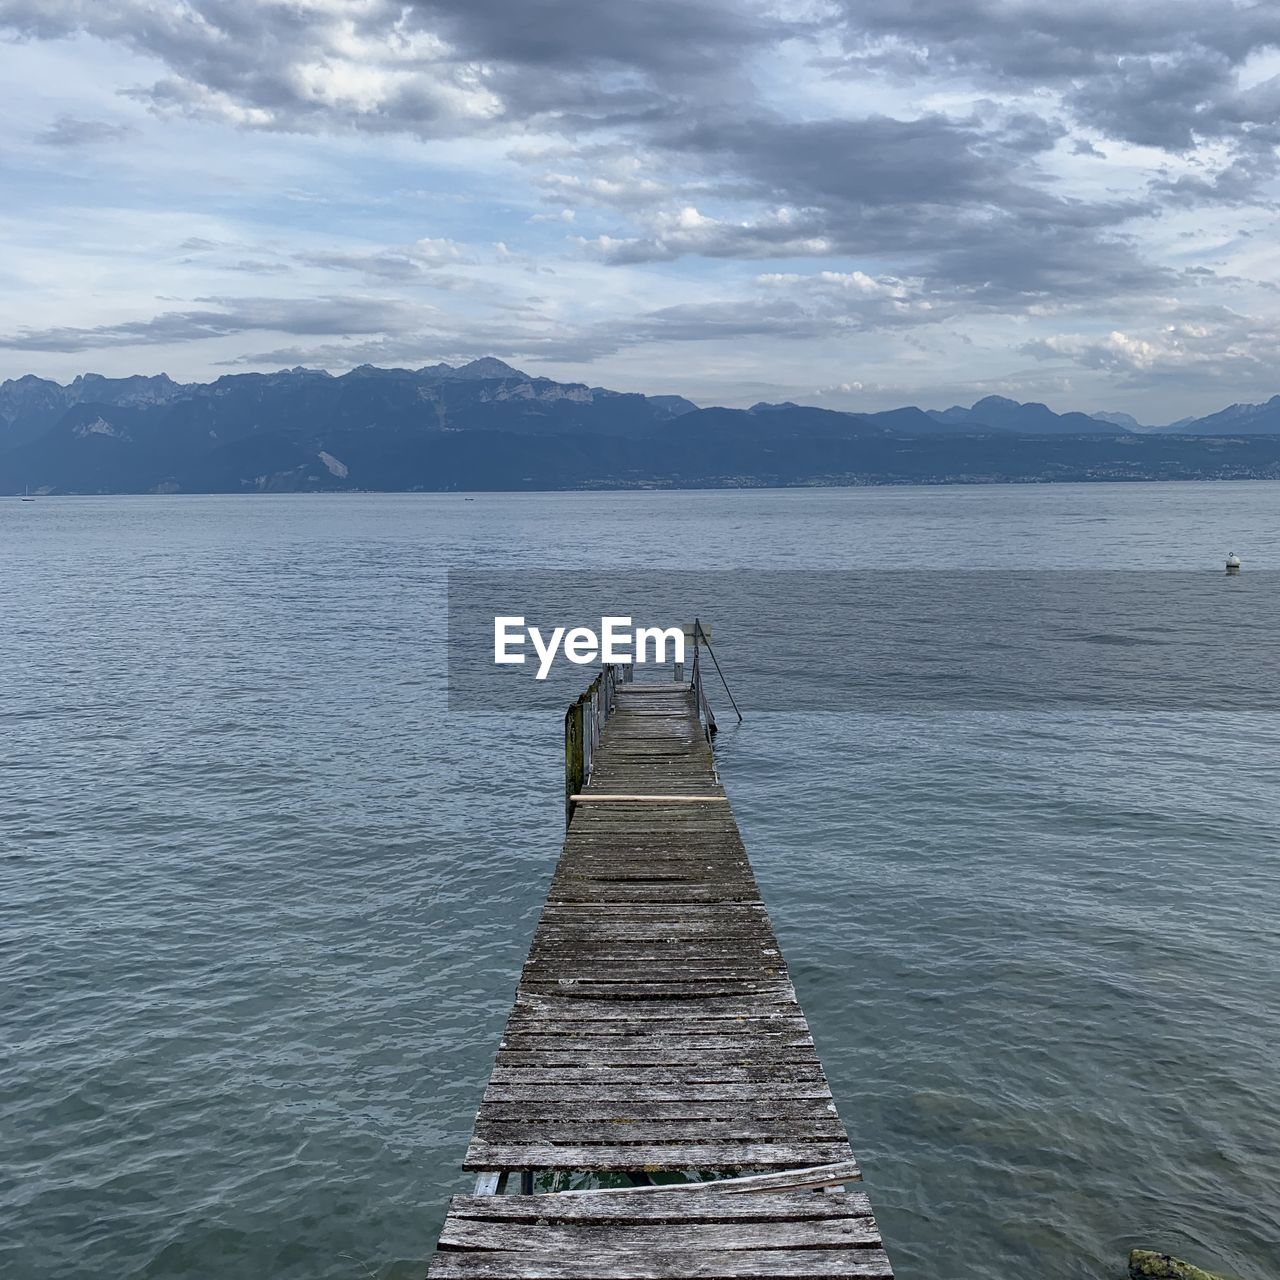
(691, 644, 718, 741)
(694, 617, 741, 724)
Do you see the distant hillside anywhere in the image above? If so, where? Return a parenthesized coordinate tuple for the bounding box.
(925, 395, 1125, 434)
(1156, 395, 1280, 435)
(1089, 410, 1148, 431)
(3, 360, 1280, 492)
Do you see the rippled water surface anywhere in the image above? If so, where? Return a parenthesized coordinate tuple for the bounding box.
(2, 484, 1278, 1280)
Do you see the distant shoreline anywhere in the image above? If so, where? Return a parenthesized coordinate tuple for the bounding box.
(7, 364, 1280, 497)
(10, 470, 1280, 498)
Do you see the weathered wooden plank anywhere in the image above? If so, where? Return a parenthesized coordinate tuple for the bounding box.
(520, 965, 788, 977)
(523, 965, 783, 976)
(564, 843, 741, 852)
(520, 971, 787, 983)
(530, 931, 778, 944)
(482, 1084, 835, 1105)
(511, 984, 792, 1001)
(517, 992, 784, 1007)
(568, 822, 738, 831)
(523, 962, 781, 974)
(525, 952, 781, 964)
(526, 949, 778, 961)
(550, 870, 754, 880)
(427, 1247, 893, 1278)
(498, 1033, 817, 1051)
(511, 999, 802, 1018)
(462, 1141, 855, 1172)
(551, 1161, 865, 1196)
(485, 1065, 830, 1085)
(531, 922, 771, 934)
(556, 860, 748, 869)
(516, 981, 790, 995)
(445, 1189, 874, 1223)
(517, 984, 788, 998)
(527, 941, 777, 953)
(550, 873, 753, 884)
(553, 870, 752, 880)
(501, 1026, 814, 1044)
(491, 1050, 823, 1067)
(508, 1004, 806, 1019)
(525, 956, 783, 969)
(546, 883, 760, 896)
(568, 825, 739, 836)
(521, 973, 783, 983)
(476, 1101, 838, 1122)
(503, 1017, 811, 1033)
(560, 829, 742, 839)
(539, 901, 767, 914)
(544, 895, 761, 907)
(570, 793, 729, 802)
(471, 1120, 847, 1144)
(437, 1218, 880, 1251)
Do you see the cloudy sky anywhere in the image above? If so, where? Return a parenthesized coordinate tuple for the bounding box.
(3, 1, 1280, 419)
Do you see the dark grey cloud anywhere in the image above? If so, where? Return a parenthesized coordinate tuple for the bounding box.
(171, 231, 489, 289)
(294, 239, 473, 283)
(831, 1, 1280, 194)
(833, 0, 1280, 94)
(36, 115, 135, 146)
(669, 110, 1063, 212)
(411, 0, 785, 74)
(570, 110, 1163, 304)
(8, 1, 1278, 187)
(225, 271, 965, 372)
(6, 0, 1280, 407)
(0, 296, 421, 352)
(224, 328, 627, 368)
(0, 0, 1220, 294)
(223, 260, 293, 276)
(0, 0, 793, 135)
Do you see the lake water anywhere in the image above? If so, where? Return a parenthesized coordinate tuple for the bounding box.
(2, 484, 1278, 1280)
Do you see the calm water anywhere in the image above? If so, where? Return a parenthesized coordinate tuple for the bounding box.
(2, 484, 1278, 1280)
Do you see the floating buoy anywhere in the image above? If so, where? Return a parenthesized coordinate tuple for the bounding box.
(1226, 552, 1241, 576)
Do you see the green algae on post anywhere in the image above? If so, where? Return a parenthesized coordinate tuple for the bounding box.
(1129, 1249, 1233, 1280)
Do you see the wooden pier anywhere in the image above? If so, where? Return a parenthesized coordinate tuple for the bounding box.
(426, 667, 892, 1279)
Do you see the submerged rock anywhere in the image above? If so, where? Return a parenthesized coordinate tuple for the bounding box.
(1128, 1249, 1232, 1280)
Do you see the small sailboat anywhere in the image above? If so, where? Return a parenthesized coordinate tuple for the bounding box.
(21, 485, 35, 502)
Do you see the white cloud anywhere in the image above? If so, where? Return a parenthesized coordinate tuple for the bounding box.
(3, 0, 1280, 416)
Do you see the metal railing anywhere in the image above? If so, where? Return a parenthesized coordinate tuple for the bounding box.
(562, 619, 739, 825)
(692, 617, 739, 738)
(691, 643, 717, 741)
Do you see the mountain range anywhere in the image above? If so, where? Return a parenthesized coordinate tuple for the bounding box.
(4, 359, 1280, 493)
